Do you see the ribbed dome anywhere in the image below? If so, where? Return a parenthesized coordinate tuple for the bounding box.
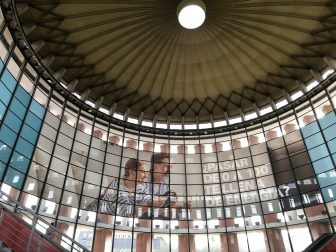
(15, 0, 336, 122)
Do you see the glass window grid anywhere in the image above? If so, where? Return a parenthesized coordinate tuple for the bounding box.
(0, 26, 334, 252)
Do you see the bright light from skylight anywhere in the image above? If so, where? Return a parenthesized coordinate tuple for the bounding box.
(72, 92, 81, 99)
(156, 123, 167, 129)
(113, 112, 124, 120)
(229, 117, 242, 125)
(99, 107, 109, 114)
(276, 99, 288, 109)
(127, 117, 138, 124)
(306, 81, 319, 91)
(322, 69, 334, 79)
(291, 91, 303, 100)
(245, 112, 257, 121)
(260, 106, 273, 116)
(170, 124, 182, 130)
(214, 120, 227, 127)
(60, 82, 67, 89)
(142, 120, 153, 127)
(85, 100, 95, 107)
(199, 123, 212, 129)
(184, 124, 197, 130)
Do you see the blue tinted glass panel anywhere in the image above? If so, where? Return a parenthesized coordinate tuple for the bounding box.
(0, 160, 5, 179)
(10, 151, 30, 173)
(313, 156, 334, 174)
(0, 141, 12, 163)
(0, 81, 12, 105)
(323, 124, 336, 141)
(1, 69, 16, 92)
(319, 112, 336, 129)
(0, 101, 5, 120)
(15, 137, 34, 159)
(304, 132, 324, 149)
(29, 100, 45, 119)
(333, 153, 336, 165)
(308, 144, 329, 161)
(21, 124, 38, 144)
(0, 58, 4, 72)
(4, 111, 21, 133)
(321, 185, 336, 202)
(329, 138, 336, 154)
(3, 168, 24, 189)
(25, 111, 42, 131)
(9, 98, 26, 119)
(301, 121, 319, 138)
(0, 125, 17, 147)
(14, 86, 30, 107)
(317, 170, 336, 187)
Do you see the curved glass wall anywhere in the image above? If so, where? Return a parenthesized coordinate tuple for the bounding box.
(1, 8, 336, 252)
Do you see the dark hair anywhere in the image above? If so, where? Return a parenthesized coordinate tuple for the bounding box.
(124, 158, 143, 177)
(151, 153, 170, 170)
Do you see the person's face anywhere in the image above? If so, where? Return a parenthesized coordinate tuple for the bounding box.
(136, 164, 147, 182)
(154, 157, 170, 181)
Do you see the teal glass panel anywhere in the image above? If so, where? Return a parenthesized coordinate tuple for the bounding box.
(21, 124, 38, 144)
(327, 138, 336, 154)
(4, 111, 21, 133)
(313, 156, 334, 174)
(1, 69, 16, 93)
(323, 124, 336, 141)
(29, 100, 45, 119)
(0, 160, 5, 179)
(304, 132, 324, 149)
(9, 98, 26, 119)
(301, 121, 319, 138)
(333, 153, 336, 165)
(15, 137, 34, 159)
(14, 85, 30, 107)
(321, 185, 336, 202)
(0, 101, 5, 121)
(0, 141, 12, 163)
(25, 111, 42, 131)
(317, 170, 336, 187)
(319, 112, 336, 129)
(0, 124, 17, 147)
(308, 144, 329, 161)
(0, 81, 12, 105)
(0, 58, 4, 72)
(3, 168, 25, 189)
(10, 151, 29, 173)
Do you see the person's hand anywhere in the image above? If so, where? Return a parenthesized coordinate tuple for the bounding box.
(152, 196, 165, 207)
(186, 200, 192, 209)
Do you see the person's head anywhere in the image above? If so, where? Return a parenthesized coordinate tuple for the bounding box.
(151, 153, 170, 182)
(124, 158, 147, 182)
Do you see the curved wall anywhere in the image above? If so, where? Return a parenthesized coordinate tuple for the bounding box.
(1, 8, 336, 252)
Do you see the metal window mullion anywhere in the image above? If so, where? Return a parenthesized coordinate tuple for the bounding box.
(229, 134, 251, 252)
(72, 113, 98, 251)
(196, 136, 211, 252)
(212, 133, 230, 249)
(90, 121, 112, 251)
(110, 126, 126, 252)
(242, 127, 272, 252)
(52, 102, 82, 247)
(261, 118, 295, 252)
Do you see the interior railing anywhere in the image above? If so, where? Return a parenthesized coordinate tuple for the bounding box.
(303, 233, 335, 252)
(0, 190, 90, 252)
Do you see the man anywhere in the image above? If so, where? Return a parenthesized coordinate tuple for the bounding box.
(139, 153, 191, 218)
(86, 158, 148, 217)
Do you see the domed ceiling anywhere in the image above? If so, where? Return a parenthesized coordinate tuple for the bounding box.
(13, 0, 336, 122)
